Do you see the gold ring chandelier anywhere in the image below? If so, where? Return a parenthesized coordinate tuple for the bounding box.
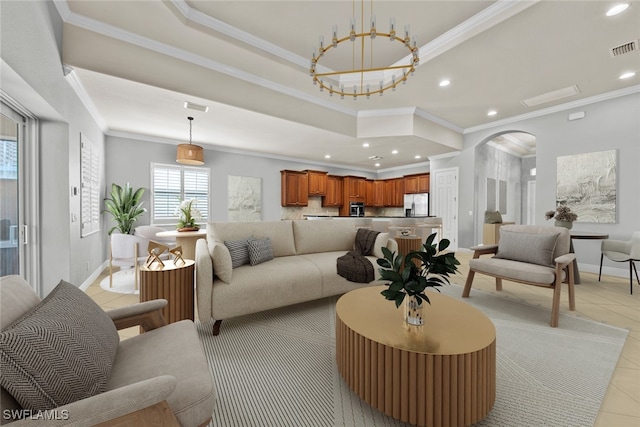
(310, 0, 419, 99)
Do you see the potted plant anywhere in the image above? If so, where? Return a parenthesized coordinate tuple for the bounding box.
(176, 199, 202, 231)
(545, 205, 578, 229)
(103, 183, 146, 235)
(377, 233, 460, 325)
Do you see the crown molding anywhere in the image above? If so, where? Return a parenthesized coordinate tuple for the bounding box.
(428, 151, 461, 161)
(376, 161, 431, 174)
(486, 140, 524, 158)
(63, 67, 108, 132)
(464, 85, 640, 134)
(106, 130, 381, 174)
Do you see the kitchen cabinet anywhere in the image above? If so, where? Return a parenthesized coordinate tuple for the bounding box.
(280, 170, 308, 206)
(365, 180, 374, 207)
(345, 176, 366, 199)
(305, 170, 327, 196)
(373, 180, 385, 207)
(404, 173, 430, 194)
(322, 175, 343, 207)
(384, 178, 405, 207)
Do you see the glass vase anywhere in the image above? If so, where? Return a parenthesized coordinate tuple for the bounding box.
(404, 296, 424, 326)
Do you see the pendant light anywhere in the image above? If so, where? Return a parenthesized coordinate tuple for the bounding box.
(176, 116, 204, 165)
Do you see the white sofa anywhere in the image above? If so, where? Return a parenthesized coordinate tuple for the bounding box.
(195, 219, 397, 335)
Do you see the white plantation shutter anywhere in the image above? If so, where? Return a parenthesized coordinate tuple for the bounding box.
(151, 163, 209, 224)
(81, 135, 100, 237)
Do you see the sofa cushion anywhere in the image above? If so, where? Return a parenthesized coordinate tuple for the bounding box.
(225, 238, 252, 268)
(210, 241, 233, 283)
(248, 238, 274, 266)
(495, 230, 560, 267)
(293, 220, 356, 255)
(209, 221, 296, 257)
(372, 232, 389, 258)
(0, 280, 119, 410)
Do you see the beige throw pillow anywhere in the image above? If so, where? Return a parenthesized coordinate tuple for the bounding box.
(211, 241, 233, 283)
(372, 232, 389, 258)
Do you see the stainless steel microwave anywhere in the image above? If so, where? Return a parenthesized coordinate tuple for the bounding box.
(349, 202, 365, 217)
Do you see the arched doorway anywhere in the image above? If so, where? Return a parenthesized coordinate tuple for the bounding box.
(473, 131, 536, 244)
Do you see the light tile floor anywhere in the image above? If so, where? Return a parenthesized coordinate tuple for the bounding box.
(87, 252, 640, 426)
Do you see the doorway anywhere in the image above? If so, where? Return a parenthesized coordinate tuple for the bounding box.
(1, 100, 39, 289)
(432, 167, 458, 251)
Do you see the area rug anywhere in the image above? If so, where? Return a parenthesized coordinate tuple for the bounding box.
(196, 284, 628, 427)
(99, 269, 139, 294)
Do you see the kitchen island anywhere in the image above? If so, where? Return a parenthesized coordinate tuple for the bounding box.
(303, 216, 443, 240)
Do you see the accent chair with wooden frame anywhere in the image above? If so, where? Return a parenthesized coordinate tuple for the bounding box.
(463, 225, 576, 327)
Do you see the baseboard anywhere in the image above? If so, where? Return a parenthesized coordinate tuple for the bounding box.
(80, 260, 109, 291)
(577, 262, 630, 279)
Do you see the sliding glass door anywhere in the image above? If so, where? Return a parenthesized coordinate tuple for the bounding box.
(0, 106, 21, 277)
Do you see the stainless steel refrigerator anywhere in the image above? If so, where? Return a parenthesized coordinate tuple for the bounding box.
(404, 193, 429, 216)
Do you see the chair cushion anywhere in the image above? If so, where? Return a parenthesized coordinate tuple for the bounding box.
(0, 280, 119, 410)
(248, 238, 274, 266)
(495, 230, 560, 267)
(470, 258, 562, 285)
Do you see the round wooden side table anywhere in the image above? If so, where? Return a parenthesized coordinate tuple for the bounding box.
(139, 259, 195, 324)
(336, 286, 496, 427)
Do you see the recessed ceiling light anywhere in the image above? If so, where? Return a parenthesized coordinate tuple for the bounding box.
(375, 163, 381, 167)
(439, 79, 450, 87)
(619, 71, 636, 79)
(324, 154, 331, 159)
(362, 143, 370, 148)
(391, 150, 398, 154)
(487, 110, 497, 116)
(607, 3, 629, 16)
(414, 155, 421, 159)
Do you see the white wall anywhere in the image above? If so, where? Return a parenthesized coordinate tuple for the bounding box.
(458, 92, 640, 276)
(1, 1, 106, 294)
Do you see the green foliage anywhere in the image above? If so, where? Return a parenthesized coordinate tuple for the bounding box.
(103, 183, 146, 235)
(376, 233, 460, 308)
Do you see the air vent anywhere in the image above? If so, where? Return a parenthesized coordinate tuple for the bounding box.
(610, 39, 639, 57)
(184, 101, 209, 112)
(368, 155, 382, 161)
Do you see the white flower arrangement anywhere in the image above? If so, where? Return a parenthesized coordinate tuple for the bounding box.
(176, 199, 202, 229)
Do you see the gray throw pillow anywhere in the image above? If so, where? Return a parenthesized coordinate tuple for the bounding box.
(225, 238, 252, 268)
(0, 280, 119, 411)
(484, 210, 503, 224)
(494, 230, 560, 267)
(247, 238, 274, 266)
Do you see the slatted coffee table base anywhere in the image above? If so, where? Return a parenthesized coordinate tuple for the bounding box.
(336, 318, 495, 427)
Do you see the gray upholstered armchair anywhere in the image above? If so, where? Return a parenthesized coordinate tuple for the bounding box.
(0, 275, 214, 426)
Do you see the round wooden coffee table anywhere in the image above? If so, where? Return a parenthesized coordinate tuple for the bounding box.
(336, 286, 496, 427)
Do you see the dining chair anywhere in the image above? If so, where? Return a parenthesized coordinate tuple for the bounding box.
(599, 231, 640, 294)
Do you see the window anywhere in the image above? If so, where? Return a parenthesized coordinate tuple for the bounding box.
(151, 163, 209, 225)
(81, 134, 100, 237)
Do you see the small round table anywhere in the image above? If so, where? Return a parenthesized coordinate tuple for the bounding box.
(570, 231, 609, 284)
(139, 259, 195, 324)
(336, 286, 496, 427)
(155, 229, 206, 260)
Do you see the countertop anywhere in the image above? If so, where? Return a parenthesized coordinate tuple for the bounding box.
(303, 215, 436, 219)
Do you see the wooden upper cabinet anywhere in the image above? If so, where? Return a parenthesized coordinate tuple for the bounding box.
(404, 173, 430, 194)
(365, 180, 374, 207)
(373, 181, 385, 207)
(305, 170, 328, 196)
(323, 175, 343, 207)
(393, 178, 405, 206)
(280, 170, 308, 206)
(344, 176, 366, 200)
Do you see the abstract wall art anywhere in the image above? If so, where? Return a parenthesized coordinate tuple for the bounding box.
(228, 175, 262, 222)
(556, 149, 616, 223)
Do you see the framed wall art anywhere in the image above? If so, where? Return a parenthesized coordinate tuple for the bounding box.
(556, 149, 616, 223)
